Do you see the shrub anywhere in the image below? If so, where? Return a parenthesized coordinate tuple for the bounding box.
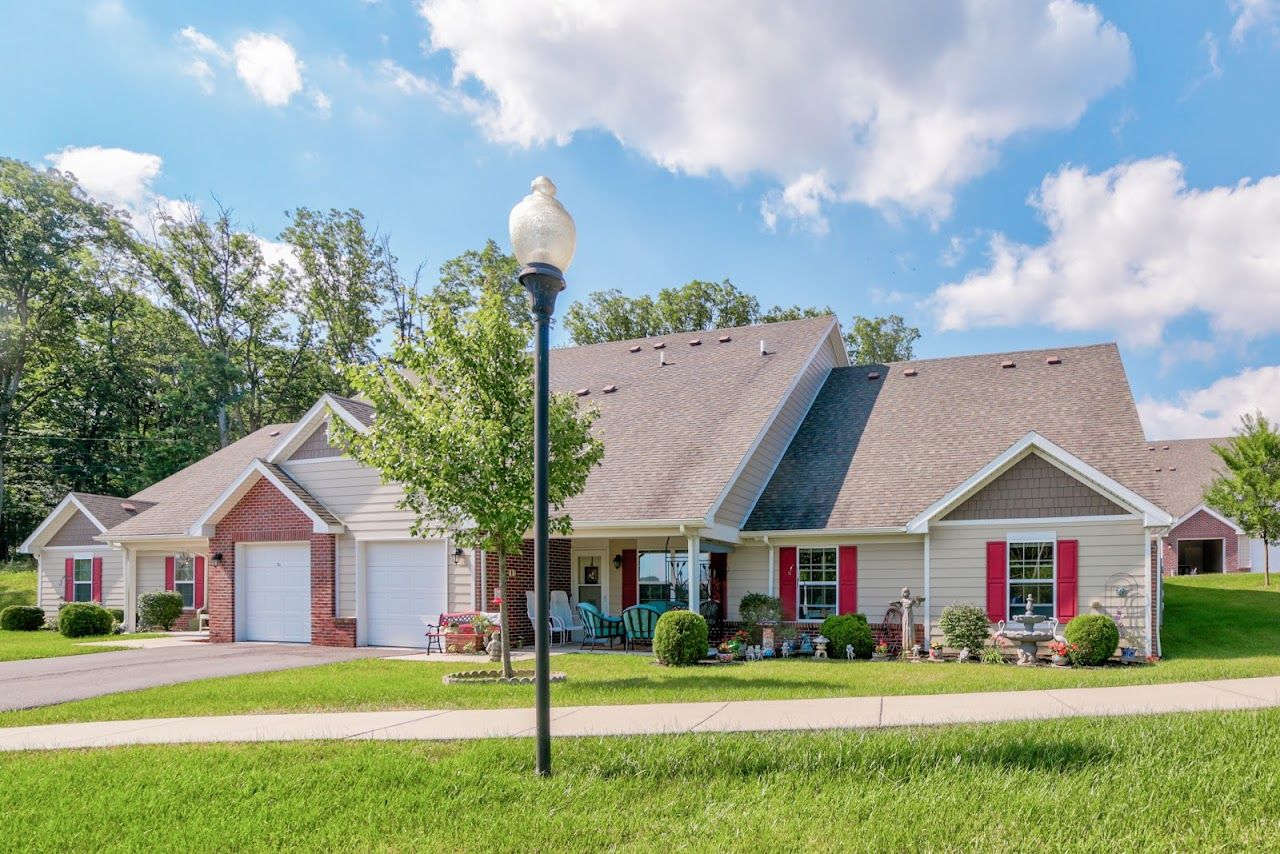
(138, 591, 185, 630)
(58, 603, 114, 638)
(1063, 614, 1120, 666)
(0, 605, 46, 631)
(653, 610, 709, 667)
(820, 613, 873, 660)
(108, 608, 124, 624)
(938, 603, 991, 656)
(739, 592, 783, 643)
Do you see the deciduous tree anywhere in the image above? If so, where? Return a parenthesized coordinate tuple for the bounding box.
(1206, 413, 1280, 587)
(844, 314, 921, 364)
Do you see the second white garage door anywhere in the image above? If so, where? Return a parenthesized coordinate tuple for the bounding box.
(241, 542, 311, 643)
(365, 541, 449, 648)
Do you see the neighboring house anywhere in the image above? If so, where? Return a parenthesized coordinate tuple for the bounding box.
(1148, 438, 1272, 575)
(20, 316, 1173, 655)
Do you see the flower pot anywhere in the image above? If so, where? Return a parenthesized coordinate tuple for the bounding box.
(717, 652, 735, 663)
(1051, 654, 1070, 667)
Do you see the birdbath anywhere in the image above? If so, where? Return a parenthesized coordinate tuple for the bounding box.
(996, 596, 1058, 665)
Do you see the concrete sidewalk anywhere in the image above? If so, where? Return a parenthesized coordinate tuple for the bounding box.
(4, 674, 1280, 752)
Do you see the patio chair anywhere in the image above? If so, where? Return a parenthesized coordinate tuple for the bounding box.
(420, 614, 447, 655)
(577, 602, 625, 649)
(699, 599, 723, 639)
(550, 590, 585, 643)
(525, 590, 568, 645)
(621, 603, 663, 651)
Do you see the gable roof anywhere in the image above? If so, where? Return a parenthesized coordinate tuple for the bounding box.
(548, 314, 844, 523)
(746, 343, 1163, 531)
(1147, 437, 1231, 519)
(188, 459, 343, 537)
(99, 424, 293, 540)
(18, 492, 148, 552)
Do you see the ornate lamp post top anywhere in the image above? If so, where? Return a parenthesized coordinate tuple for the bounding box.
(508, 176, 577, 274)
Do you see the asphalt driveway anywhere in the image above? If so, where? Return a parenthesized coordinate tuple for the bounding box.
(0, 643, 401, 712)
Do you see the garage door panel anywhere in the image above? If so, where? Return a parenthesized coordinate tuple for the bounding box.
(366, 541, 448, 648)
(242, 543, 311, 643)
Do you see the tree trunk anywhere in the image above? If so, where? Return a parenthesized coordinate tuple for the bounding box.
(1265, 532, 1272, 588)
(497, 548, 513, 679)
(216, 404, 229, 449)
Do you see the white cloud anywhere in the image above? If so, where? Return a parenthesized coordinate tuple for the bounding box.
(311, 89, 332, 117)
(1139, 366, 1280, 439)
(46, 146, 163, 213)
(418, 0, 1130, 226)
(378, 59, 432, 96)
(1231, 0, 1279, 42)
(233, 33, 304, 107)
(931, 157, 1280, 348)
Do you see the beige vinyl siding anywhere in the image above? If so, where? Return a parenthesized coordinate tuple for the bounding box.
(136, 553, 168, 595)
(853, 540, 925, 621)
(928, 518, 1148, 648)
(725, 544, 769, 620)
(337, 535, 356, 618)
(289, 420, 342, 461)
(37, 547, 123, 614)
(713, 339, 837, 528)
(279, 457, 419, 537)
(44, 510, 103, 547)
(448, 546, 473, 611)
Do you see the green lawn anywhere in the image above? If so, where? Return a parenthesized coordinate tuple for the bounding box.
(2, 574, 1277, 727)
(0, 630, 166, 662)
(3, 708, 1279, 851)
(0, 566, 35, 611)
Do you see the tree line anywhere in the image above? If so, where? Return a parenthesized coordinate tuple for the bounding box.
(0, 155, 920, 558)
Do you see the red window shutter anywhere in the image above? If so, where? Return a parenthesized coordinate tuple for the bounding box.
(164, 555, 175, 591)
(838, 545, 858, 614)
(779, 546, 798, 620)
(1057, 539, 1079, 622)
(64, 557, 74, 602)
(91, 557, 103, 604)
(709, 552, 727, 606)
(621, 549, 637, 608)
(985, 541, 1007, 622)
(194, 555, 206, 609)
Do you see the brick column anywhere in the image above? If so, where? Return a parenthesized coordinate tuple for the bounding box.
(481, 538, 572, 645)
(310, 533, 355, 647)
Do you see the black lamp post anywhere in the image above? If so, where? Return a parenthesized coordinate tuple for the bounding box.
(509, 176, 576, 777)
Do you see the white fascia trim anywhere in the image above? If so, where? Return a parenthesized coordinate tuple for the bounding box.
(570, 518, 707, 531)
(704, 316, 840, 529)
(1170, 503, 1243, 533)
(188, 459, 345, 537)
(265, 394, 369, 464)
(742, 526, 907, 539)
(18, 494, 109, 553)
(931, 515, 1142, 528)
(906, 432, 1173, 534)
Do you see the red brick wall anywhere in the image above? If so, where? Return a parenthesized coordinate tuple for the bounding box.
(480, 538, 572, 645)
(1161, 509, 1240, 576)
(208, 476, 353, 646)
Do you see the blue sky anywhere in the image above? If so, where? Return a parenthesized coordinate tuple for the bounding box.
(3, 1, 1280, 439)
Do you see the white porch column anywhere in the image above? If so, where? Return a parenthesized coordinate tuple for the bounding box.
(687, 533, 701, 616)
(122, 547, 137, 633)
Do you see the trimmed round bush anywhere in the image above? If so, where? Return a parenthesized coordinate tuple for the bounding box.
(820, 613, 873, 660)
(58, 603, 114, 638)
(1, 605, 46, 631)
(138, 591, 185, 630)
(108, 608, 124, 625)
(938, 603, 991, 656)
(1064, 614, 1120, 666)
(653, 610, 709, 667)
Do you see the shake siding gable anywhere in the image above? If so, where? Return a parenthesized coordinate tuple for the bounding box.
(943, 453, 1128, 521)
(288, 420, 343, 461)
(45, 510, 104, 547)
(714, 339, 838, 527)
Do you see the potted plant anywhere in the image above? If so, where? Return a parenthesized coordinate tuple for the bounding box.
(728, 629, 751, 659)
(717, 642, 735, 663)
(928, 640, 944, 661)
(871, 641, 891, 662)
(1048, 640, 1076, 667)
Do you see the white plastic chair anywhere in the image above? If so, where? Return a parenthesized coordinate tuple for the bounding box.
(550, 590, 585, 643)
(525, 590, 567, 644)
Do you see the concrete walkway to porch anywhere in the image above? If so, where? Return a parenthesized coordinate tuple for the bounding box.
(3, 674, 1280, 752)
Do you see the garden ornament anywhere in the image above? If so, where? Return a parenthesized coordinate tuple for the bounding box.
(813, 634, 829, 659)
(781, 640, 793, 658)
(892, 588, 926, 655)
(845, 644, 854, 660)
(910, 644, 922, 663)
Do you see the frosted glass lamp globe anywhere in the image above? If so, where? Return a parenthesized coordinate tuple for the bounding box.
(508, 176, 576, 273)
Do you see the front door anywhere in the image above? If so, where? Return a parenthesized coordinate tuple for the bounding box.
(575, 551, 606, 612)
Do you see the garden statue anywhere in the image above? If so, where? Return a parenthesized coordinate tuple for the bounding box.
(746, 645, 764, 661)
(798, 635, 815, 656)
(813, 635, 829, 659)
(892, 587, 926, 654)
(486, 634, 502, 662)
(762, 626, 775, 651)
(845, 644, 855, 660)
(957, 648, 970, 664)
(910, 643, 922, 663)
(762, 645, 775, 658)
(781, 640, 794, 658)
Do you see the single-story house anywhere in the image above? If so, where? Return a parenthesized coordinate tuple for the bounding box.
(1148, 438, 1273, 575)
(20, 315, 1173, 655)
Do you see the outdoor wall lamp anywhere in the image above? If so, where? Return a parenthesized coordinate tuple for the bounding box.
(211, 553, 224, 568)
(453, 547, 466, 566)
(612, 554, 623, 570)
(510, 175, 576, 779)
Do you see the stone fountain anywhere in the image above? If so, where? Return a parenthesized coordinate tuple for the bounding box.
(996, 596, 1059, 665)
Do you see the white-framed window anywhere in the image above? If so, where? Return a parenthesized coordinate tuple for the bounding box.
(1008, 536, 1055, 619)
(637, 551, 709, 605)
(798, 547, 838, 620)
(72, 556, 93, 602)
(173, 554, 196, 608)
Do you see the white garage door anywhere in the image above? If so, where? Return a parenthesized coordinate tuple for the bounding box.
(241, 542, 311, 643)
(366, 541, 449, 648)
(1251, 539, 1280, 574)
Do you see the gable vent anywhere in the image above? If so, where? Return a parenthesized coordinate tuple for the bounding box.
(575, 388, 590, 397)
(718, 335, 731, 343)
(653, 342, 666, 350)
(689, 338, 701, 346)
(1046, 355, 1062, 365)
(602, 384, 618, 394)
(903, 368, 918, 377)
(866, 371, 881, 381)
(629, 345, 641, 353)
(1001, 359, 1016, 369)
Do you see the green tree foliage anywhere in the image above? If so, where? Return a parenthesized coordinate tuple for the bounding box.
(335, 284, 604, 677)
(844, 314, 921, 364)
(1206, 413, 1280, 586)
(432, 238, 525, 329)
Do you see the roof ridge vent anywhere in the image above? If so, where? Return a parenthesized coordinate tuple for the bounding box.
(652, 341, 666, 350)
(689, 338, 701, 346)
(903, 368, 918, 377)
(718, 335, 731, 343)
(120, 501, 136, 512)
(866, 371, 880, 381)
(575, 388, 590, 396)
(1001, 359, 1016, 369)
(629, 345, 641, 353)
(1046, 355, 1062, 365)
(602, 384, 618, 394)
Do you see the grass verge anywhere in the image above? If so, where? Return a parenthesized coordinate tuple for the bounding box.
(2, 709, 1279, 851)
(0, 567, 35, 611)
(0, 630, 165, 663)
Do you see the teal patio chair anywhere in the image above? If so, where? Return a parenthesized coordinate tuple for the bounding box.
(621, 604, 663, 650)
(577, 602, 625, 650)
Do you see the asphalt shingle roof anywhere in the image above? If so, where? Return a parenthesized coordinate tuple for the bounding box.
(101, 424, 294, 539)
(746, 343, 1161, 531)
(71, 493, 156, 531)
(1148, 437, 1231, 519)
(549, 315, 840, 522)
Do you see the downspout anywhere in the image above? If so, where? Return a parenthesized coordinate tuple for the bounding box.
(763, 535, 774, 597)
(923, 532, 931, 644)
(1145, 528, 1155, 657)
